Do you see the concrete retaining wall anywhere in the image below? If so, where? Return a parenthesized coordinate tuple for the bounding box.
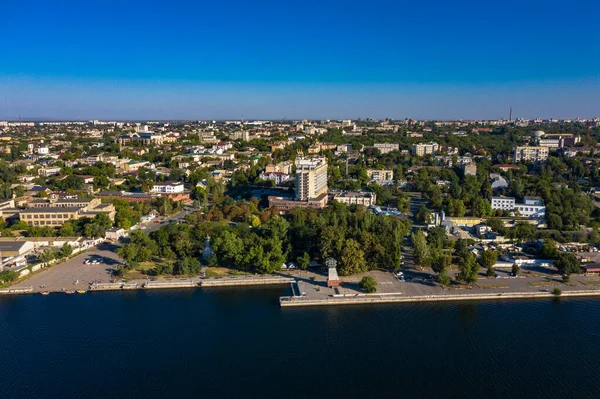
(280, 290, 600, 307)
(200, 277, 294, 287)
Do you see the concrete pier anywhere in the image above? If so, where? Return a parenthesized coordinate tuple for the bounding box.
(279, 290, 600, 307)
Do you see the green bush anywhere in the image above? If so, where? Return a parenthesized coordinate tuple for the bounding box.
(359, 276, 378, 293)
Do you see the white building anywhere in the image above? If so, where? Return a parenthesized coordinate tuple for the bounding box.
(38, 167, 62, 177)
(366, 169, 393, 182)
(373, 143, 399, 154)
(412, 142, 439, 156)
(151, 181, 184, 194)
(513, 146, 549, 163)
(491, 196, 545, 218)
(36, 145, 50, 155)
(491, 196, 516, 211)
(515, 197, 546, 218)
(333, 191, 377, 206)
(295, 157, 328, 201)
(259, 171, 291, 185)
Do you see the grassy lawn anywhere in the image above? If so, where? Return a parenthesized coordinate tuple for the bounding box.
(578, 280, 600, 286)
(124, 260, 175, 280)
(529, 280, 559, 287)
(204, 267, 252, 279)
(477, 283, 510, 289)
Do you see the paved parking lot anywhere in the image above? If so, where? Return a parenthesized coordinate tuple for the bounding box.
(11, 243, 122, 293)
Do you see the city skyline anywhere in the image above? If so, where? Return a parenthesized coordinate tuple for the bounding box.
(1, 0, 599, 120)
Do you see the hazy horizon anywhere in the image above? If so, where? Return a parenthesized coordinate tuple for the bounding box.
(1, 0, 599, 121)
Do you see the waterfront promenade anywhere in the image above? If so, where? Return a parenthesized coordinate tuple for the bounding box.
(5, 247, 600, 307)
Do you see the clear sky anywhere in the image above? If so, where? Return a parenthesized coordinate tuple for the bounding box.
(1, 0, 598, 120)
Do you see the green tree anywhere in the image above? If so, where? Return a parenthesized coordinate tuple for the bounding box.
(485, 218, 505, 235)
(416, 205, 432, 224)
(458, 253, 480, 284)
(84, 222, 106, 238)
(59, 243, 73, 258)
(472, 197, 492, 217)
(431, 251, 450, 275)
(38, 248, 55, 266)
(437, 269, 451, 286)
(426, 227, 448, 249)
(338, 239, 367, 276)
(359, 275, 377, 293)
(59, 221, 76, 237)
(554, 252, 581, 276)
(481, 250, 498, 269)
(173, 257, 202, 275)
(511, 263, 520, 276)
(512, 222, 536, 243)
(412, 230, 431, 267)
(297, 252, 310, 270)
(539, 239, 558, 259)
(0, 270, 18, 284)
(212, 230, 245, 269)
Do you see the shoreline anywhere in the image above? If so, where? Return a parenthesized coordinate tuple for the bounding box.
(0, 276, 295, 295)
(279, 289, 600, 307)
(3, 277, 600, 307)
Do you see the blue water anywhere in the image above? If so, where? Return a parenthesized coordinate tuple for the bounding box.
(1, 288, 600, 398)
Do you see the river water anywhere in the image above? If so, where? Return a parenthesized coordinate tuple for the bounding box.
(1, 288, 600, 398)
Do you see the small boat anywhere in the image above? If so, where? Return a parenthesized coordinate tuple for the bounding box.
(64, 290, 75, 294)
(40, 291, 50, 296)
(76, 290, 86, 294)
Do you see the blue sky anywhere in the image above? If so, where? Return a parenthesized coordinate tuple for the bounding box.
(0, 0, 598, 120)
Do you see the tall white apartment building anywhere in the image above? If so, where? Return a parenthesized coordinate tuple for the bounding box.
(295, 157, 328, 201)
(412, 142, 439, 156)
(513, 146, 549, 163)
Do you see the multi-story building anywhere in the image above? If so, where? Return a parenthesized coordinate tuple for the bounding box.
(18, 198, 115, 227)
(366, 169, 393, 182)
(265, 161, 293, 175)
(515, 196, 546, 218)
(513, 146, 549, 163)
(332, 191, 377, 206)
(36, 145, 50, 155)
(373, 143, 399, 154)
(295, 157, 328, 201)
(117, 132, 177, 146)
(233, 131, 250, 141)
(259, 171, 291, 185)
(491, 196, 516, 211)
(151, 181, 184, 194)
(38, 167, 61, 177)
(490, 196, 545, 218)
(412, 142, 439, 156)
